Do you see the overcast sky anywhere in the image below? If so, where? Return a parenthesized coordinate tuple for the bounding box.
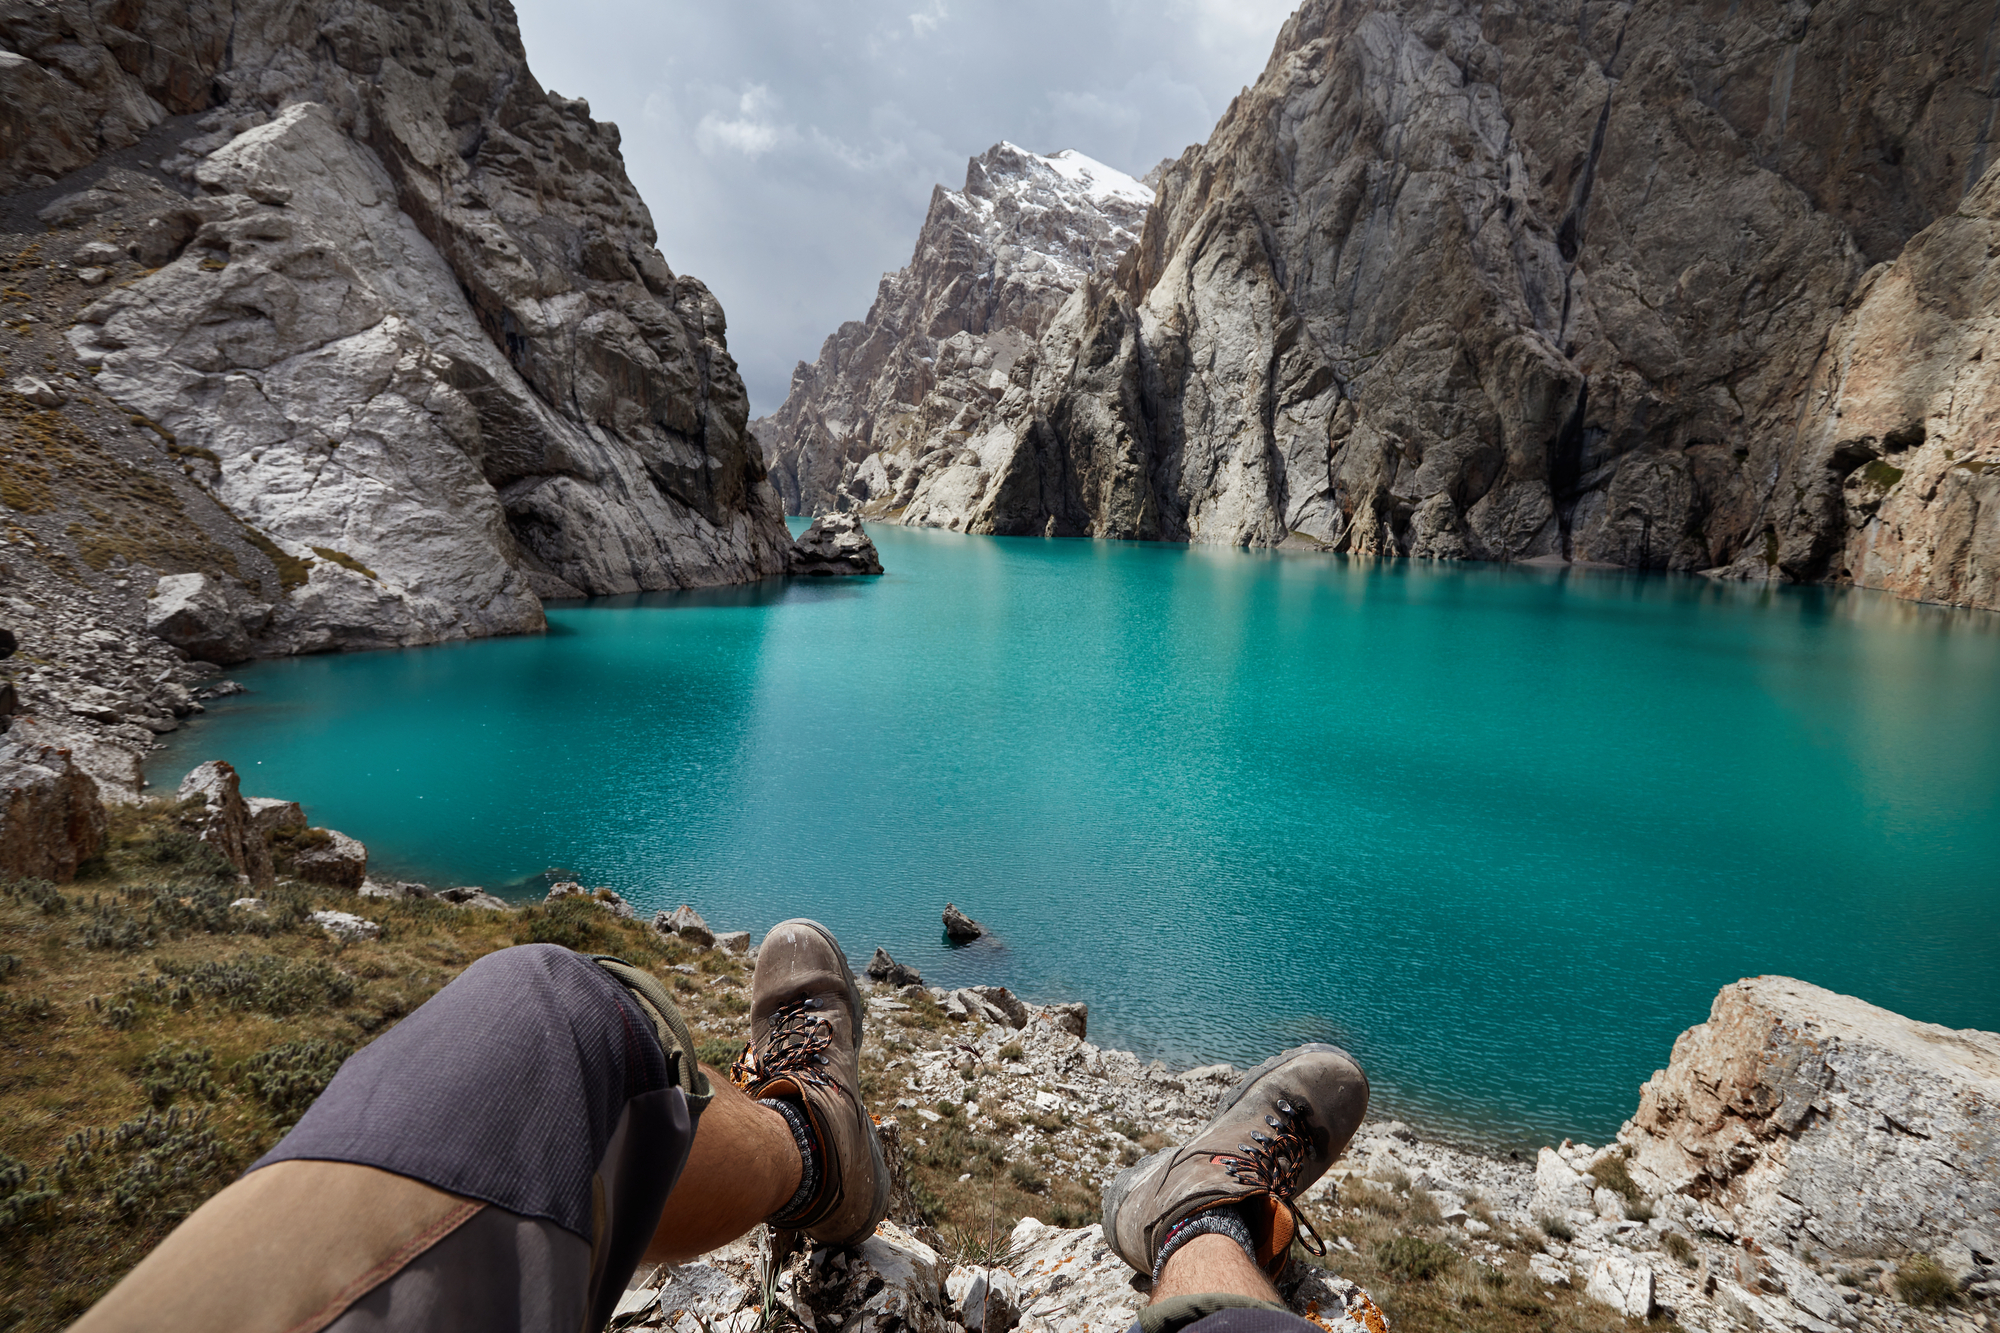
(511, 0, 1298, 416)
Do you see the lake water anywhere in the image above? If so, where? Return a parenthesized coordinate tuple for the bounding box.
(157, 525, 2000, 1148)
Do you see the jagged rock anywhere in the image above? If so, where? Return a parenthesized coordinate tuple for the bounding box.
(759, 143, 1152, 519)
(359, 879, 431, 901)
(244, 796, 306, 843)
(436, 886, 509, 911)
(3, 716, 144, 804)
(712, 930, 749, 955)
(1620, 976, 2000, 1259)
(310, 909, 381, 942)
(288, 829, 367, 890)
(796, 1220, 950, 1333)
(946, 1264, 1021, 1333)
(1528, 1253, 1571, 1289)
(177, 759, 272, 885)
(1039, 1001, 1087, 1039)
(145, 574, 253, 665)
(548, 881, 635, 918)
(867, 947, 924, 987)
(942, 902, 984, 941)
(1583, 1253, 1654, 1319)
(0, 734, 107, 880)
(788, 513, 884, 576)
(965, 985, 1028, 1029)
(9, 376, 64, 408)
(657, 904, 715, 948)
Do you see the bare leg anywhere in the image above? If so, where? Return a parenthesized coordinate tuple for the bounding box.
(645, 1068, 803, 1262)
(1150, 1234, 1282, 1305)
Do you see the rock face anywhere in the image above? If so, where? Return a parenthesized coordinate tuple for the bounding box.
(177, 759, 273, 885)
(144, 573, 254, 665)
(1, 0, 791, 659)
(0, 733, 107, 880)
(758, 143, 1152, 519)
(788, 513, 884, 576)
(1620, 976, 2000, 1262)
(1761, 160, 2000, 606)
(796, 0, 2000, 610)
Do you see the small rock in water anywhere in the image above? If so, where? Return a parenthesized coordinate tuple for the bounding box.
(941, 902, 984, 941)
(788, 513, 884, 576)
(866, 946, 924, 986)
(310, 909, 380, 942)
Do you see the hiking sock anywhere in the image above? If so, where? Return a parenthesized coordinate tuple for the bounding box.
(1151, 1205, 1259, 1285)
(761, 1096, 821, 1224)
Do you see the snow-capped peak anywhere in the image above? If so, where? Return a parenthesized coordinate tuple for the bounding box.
(996, 142, 1155, 206)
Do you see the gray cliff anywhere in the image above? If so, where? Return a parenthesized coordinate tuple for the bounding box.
(795, 0, 2000, 611)
(0, 0, 792, 658)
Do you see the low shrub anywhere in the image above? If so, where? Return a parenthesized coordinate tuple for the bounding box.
(1007, 1161, 1047, 1194)
(161, 953, 355, 1017)
(1537, 1215, 1575, 1242)
(1664, 1232, 1697, 1266)
(1376, 1234, 1458, 1282)
(236, 1038, 351, 1126)
(998, 1041, 1024, 1062)
(1894, 1256, 1958, 1308)
(136, 1043, 219, 1109)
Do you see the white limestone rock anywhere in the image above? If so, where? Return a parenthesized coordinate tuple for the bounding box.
(1583, 1252, 1654, 1319)
(309, 909, 380, 942)
(1620, 975, 2000, 1260)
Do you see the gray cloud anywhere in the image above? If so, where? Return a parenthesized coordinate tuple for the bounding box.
(512, 0, 1296, 414)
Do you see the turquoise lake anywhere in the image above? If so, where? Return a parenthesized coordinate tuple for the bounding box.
(158, 525, 2000, 1148)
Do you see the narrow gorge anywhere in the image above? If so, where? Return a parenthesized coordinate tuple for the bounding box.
(761, 0, 2000, 612)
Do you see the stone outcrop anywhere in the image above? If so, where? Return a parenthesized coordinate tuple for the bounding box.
(758, 143, 1152, 519)
(866, 947, 924, 987)
(0, 0, 792, 661)
(0, 732, 106, 880)
(1619, 976, 2000, 1263)
(177, 758, 368, 889)
(799, 0, 2000, 611)
(788, 513, 884, 576)
(655, 903, 715, 948)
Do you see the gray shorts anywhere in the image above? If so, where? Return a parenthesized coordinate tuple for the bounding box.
(252, 943, 703, 1332)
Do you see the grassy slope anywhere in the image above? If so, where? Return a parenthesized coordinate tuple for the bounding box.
(1, 802, 1667, 1333)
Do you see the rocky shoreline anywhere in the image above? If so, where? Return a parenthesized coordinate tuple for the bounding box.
(3, 746, 1994, 1333)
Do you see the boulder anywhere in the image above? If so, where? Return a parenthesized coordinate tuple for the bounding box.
(866, 946, 924, 986)
(713, 930, 749, 954)
(436, 886, 509, 911)
(965, 985, 1028, 1028)
(941, 902, 983, 941)
(178, 759, 272, 884)
(1533, 1148, 1593, 1221)
(1621, 976, 2000, 1259)
(0, 735, 107, 880)
(309, 910, 380, 943)
(245, 795, 307, 843)
(289, 829, 367, 889)
(1583, 1253, 1653, 1319)
(1038, 1001, 1087, 1039)
(146, 574, 253, 665)
(359, 880, 432, 901)
(9, 375, 64, 407)
(657, 904, 715, 948)
(946, 1265, 1020, 1333)
(788, 513, 884, 576)
(792, 1219, 948, 1333)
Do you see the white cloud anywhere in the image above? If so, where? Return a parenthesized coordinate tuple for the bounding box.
(695, 84, 791, 157)
(513, 0, 1294, 414)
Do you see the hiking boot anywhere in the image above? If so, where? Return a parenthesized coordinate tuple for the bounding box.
(1101, 1043, 1368, 1279)
(730, 918, 888, 1246)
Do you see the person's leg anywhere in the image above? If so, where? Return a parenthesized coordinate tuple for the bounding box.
(1150, 1234, 1281, 1305)
(646, 1067, 802, 1261)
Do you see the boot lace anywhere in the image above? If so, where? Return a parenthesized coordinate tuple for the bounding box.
(1215, 1097, 1327, 1257)
(729, 997, 837, 1093)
